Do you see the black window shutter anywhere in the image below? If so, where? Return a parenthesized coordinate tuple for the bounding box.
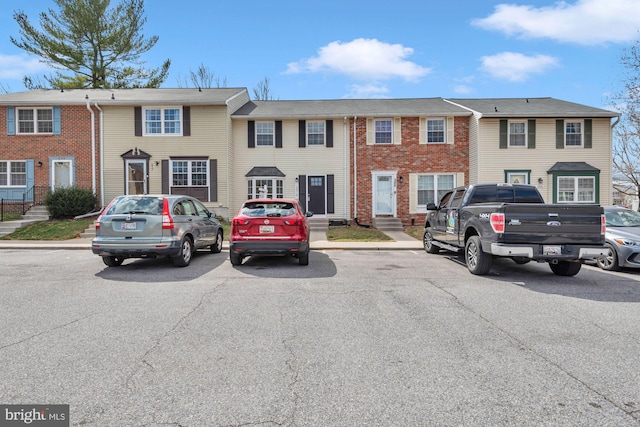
(499, 119, 507, 149)
(298, 175, 307, 212)
(275, 121, 282, 148)
(134, 106, 142, 136)
(162, 160, 169, 194)
(527, 119, 536, 149)
(183, 106, 191, 136)
(326, 120, 333, 147)
(209, 159, 217, 202)
(556, 120, 564, 149)
(327, 174, 335, 213)
(584, 119, 592, 148)
(299, 120, 306, 147)
(248, 121, 255, 148)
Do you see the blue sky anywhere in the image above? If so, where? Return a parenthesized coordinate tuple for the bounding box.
(1, 0, 639, 110)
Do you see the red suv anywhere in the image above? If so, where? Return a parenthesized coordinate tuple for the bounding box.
(230, 198, 313, 266)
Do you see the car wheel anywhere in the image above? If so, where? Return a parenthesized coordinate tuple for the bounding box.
(230, 252, 243, 266)
(423, 229, 440, 254)
(465, 235, 492, 275)
(210, 230, 223, 254)
(298, 249, 309, 266)
(596, 243, 619, 271)
(172, 237, 193, 267)
(549, 261, 582, 276)
(102, 256, 124, 267)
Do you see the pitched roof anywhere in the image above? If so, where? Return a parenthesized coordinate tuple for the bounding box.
(446, 97, 619, 118)
(0, 88, 249, 106)
(232, 98, 472, 119)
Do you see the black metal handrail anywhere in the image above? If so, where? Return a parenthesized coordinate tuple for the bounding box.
(0, 186, 48, 222)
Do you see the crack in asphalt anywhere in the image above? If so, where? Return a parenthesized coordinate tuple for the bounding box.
(425, 278, 640, 424)
(0, 312, 97, 351)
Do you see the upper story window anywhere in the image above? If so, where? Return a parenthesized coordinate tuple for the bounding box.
(427, 119, 445, 143)
(375, 119, 393, 144)
(144, 107, 181, 135)
(256, 122, 274, 147)
(0, 161, 26, 186)
(565, 121, 583, 147)
(509, 121, 527, 147)
(17, 108, 53, 134)
(307, 121, 325, 146)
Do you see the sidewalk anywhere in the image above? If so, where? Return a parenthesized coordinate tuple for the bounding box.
(0, 231, 424, 251)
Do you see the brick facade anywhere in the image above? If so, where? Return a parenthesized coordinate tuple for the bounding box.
(350, 116, 469, 226)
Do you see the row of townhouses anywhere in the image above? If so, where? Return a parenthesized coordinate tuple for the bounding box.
(0, 88, 619, 226)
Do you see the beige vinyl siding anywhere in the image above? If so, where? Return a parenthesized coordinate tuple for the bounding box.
(468, 112, 481, 185)
(231, 118, 350, 218)
(475, 118, 612, 205)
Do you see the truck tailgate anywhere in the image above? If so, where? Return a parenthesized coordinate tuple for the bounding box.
(501, 204, 604, 245)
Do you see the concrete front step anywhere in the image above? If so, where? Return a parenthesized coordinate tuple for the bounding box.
(307, 217, 329, 231)
(372, 217, 404, 231)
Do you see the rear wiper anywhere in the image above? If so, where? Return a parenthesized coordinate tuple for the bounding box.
(266, 213, 282, 217)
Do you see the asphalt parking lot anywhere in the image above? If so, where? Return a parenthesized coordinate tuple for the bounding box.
(1, 248, 639, 426)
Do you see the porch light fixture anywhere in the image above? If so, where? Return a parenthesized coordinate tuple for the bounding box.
(538, 177, 543, 184)
(37, 161, 43, 167)
(399, 176, 403, 184)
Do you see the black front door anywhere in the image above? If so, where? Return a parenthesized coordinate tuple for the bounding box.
(308, 176, 326, 214)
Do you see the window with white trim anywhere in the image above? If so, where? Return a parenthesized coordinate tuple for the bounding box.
(171, 160, 207, 186)
(557, 176, 595, 203)
(565, 121, 583, 147)
(427, 119, 445, 143)
(417, 174, 455, 206)
(375, 119, 393, 144)
(0, 161, 26, 186)
(509, 121, 526, 147)
(256, 122, 275, 146)
(307, 121, 325, 146)
(247, 178, 284, 199)
(506, 171, 529, 184)
(144, 107, 181, 135)
(17, 108, 52, 134)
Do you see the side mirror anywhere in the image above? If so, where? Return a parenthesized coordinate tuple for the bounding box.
(306, 211, 314, 217)
(426, 203, 438, 211)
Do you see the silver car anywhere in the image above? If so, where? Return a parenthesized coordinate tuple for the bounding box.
(92, 195, 223, 267)
(596, 206, 640, 271)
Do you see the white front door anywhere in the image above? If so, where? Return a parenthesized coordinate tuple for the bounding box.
(373, 173, 396, 216)
(52, 160, 72, 189)
(126, 160, 146, 195)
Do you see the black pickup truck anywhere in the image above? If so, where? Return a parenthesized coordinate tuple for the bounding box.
(423, 183, 607, 276)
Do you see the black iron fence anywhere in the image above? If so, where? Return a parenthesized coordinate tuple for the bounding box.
(0, 186, 48, 222)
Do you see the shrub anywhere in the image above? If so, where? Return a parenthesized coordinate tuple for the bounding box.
(45, 187, 98, 219)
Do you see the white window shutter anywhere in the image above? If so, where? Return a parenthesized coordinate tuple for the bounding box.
(456, 172, 465, 186)
(394, 117, 402, 145)
(447, 116, 455, 144)
(366, 118, 374, 145)
(409, 174, 418, 213)
(419, 118, 426, 145)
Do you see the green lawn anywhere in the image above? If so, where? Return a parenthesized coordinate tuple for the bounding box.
(0, 219, 94, 240)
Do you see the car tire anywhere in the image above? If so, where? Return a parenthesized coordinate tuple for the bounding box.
(596, 243, 619, 271)
(172, 236, 193, 267)
(549, 261, 582, 276)
(298, 249, 309, 266)
(423, 229, 440, 254)
(102, 256, 124, 267)
(210, 230, 223, 254)
(230, 252, 243, 266)
(465, 235, 492, 275)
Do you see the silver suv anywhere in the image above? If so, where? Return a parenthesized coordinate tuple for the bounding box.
(91, 195, 223, 267)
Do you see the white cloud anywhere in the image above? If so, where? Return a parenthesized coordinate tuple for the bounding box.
(453, 85, 474, 95)
(473, 0, 640, 45)
(0, 54, 48, 79)
(286, 38, 431, 81)
(344, 83, 390, 99)
(480, 52, 560, 82)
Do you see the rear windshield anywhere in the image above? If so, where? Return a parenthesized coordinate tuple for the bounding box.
(468, 186, 543, 204)
(106, 196, 163, 215)
(241, 201, 296, 217)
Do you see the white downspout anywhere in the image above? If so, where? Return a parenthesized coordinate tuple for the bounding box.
(94, 102, 104, 207)
(353, 116, 357, 220)
(86, 101, 96, 195)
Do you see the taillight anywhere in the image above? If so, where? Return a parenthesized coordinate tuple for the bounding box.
(95, 197, 119, 230)
(490, 213, 505, 233)
(232, 218, 250, 226)
(601, 214, 606, 235)
(284, 218, 301, 225)
(162, 198, 174, 229)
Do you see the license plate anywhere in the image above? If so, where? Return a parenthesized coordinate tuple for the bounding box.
(121, 222, 137, 230)
(260, 225, 274, 233)
(543, 245, 562, 255)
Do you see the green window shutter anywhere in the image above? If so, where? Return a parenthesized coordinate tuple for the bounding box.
(527, 119, 536, 149)
(52, 106, 61, 135)
(556, 120, 564, 149)
(499, 119, 508, 149)
(584, 119, 592, 148)
(6, 106, 15, 135)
